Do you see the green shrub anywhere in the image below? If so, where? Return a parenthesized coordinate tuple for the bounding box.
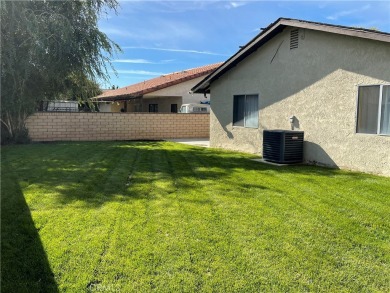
(1, 125, 30, 145)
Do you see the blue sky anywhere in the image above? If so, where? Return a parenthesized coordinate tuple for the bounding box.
(98, 1, 390, 88)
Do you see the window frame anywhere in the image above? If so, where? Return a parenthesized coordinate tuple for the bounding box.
(149, 104, 158, 113)
(170, 104, 178, 113)
(355, 84, 390, 136)
(232, 94, 259, 129)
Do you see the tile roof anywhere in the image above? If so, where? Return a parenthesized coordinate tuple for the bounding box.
(93, 62, 223, 101)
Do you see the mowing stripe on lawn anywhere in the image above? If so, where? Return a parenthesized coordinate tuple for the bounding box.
(2, 141, 389, 292)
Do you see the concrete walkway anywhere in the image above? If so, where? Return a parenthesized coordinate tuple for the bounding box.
(166, 138, 210, 148)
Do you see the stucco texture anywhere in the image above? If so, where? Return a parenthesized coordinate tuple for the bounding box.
(144, 76, 210, 105)
(101, 77, 210, 113)
(210, 27, 390, 176)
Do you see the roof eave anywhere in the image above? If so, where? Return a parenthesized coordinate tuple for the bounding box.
(192, 18, 286, 93)
(192, 17, 390, 93)
(282, 18, 390, 43)
(94, 67, 220, 100)
(91, 94, 142, 102)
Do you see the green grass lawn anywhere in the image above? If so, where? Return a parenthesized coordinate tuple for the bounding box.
(1, 141, 389, 292)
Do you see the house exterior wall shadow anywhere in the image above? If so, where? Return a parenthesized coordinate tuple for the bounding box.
(209, 27, 390, 176)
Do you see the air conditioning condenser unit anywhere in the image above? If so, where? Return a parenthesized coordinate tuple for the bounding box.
(262, 130, 304, 164)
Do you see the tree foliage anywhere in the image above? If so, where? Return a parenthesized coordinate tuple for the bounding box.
(1, 0, 120, 143)
(56, 73, 103, 101)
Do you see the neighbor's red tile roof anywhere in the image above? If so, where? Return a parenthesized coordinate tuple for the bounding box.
(93, 62, 223, 101)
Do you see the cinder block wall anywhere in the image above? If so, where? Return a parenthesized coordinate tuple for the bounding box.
(26, 112, 210, 141)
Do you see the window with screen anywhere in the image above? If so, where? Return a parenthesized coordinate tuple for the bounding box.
(149, 104, 158, 113)
(233, 94, 259, 128)
(357, 85, 390, 135)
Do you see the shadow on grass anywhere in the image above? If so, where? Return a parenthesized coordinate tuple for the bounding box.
(2, 140, 374, 208)
(0, 141, 386, 292)
(1, 168, 58, 292)
(1, 142, 380, 208)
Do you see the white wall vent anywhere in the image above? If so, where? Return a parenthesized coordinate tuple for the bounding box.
(290, 29, 299, 49)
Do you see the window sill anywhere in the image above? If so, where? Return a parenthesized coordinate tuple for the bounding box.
(355, 132, 390, 137)
(232, 126, 259, 129)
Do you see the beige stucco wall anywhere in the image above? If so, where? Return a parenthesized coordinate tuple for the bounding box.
(26, 112, 209, 141)
(98, 103, 112, 112)
(99, 76, 211, 113)
(97, 102, 123, 113)
(102, 101, 125, 113)
(144, 76, 210, 106)
(100, 101, 143, 113)
(210, 27, 390, 176)
(99, 98, 182, 113)
(141, 96, 182, 112)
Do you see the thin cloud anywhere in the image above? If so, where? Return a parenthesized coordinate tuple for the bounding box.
(100, 27, 133, 37)
(111, 59, 174, 64)
(103, 18, 203, 42)
(111, 59, 153, 64)
(123, 46, 230, 56)
(225, 2, 248, 10)
(111, 70, 166, 76)
(143, 1, 217, 13)
(327, 4, 371, 20)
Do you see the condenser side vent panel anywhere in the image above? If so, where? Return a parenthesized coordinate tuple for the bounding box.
(263, 130, 304, 164)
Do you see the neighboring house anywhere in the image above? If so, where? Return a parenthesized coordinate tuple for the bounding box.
(92, 63, 222, 113)
(192, 18, 390, 176)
